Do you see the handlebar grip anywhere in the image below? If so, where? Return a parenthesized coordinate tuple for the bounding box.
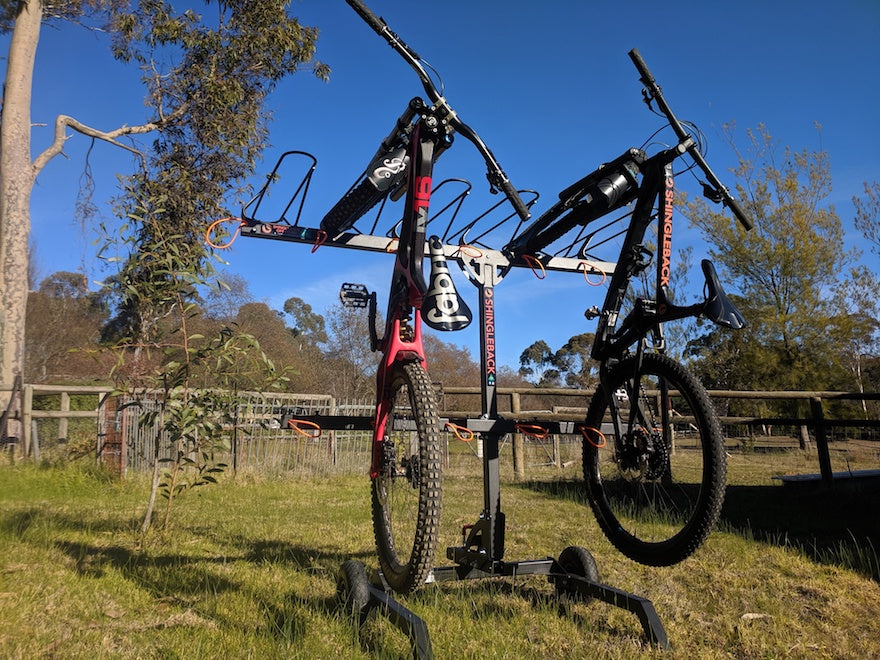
(628, 48, 656, 85)
(345, 0, 388, 36)
(498, 178, 531, 222)
(725, 195, 754, 231)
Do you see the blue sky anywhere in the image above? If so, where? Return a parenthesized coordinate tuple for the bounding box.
(9, 0, 880, 370)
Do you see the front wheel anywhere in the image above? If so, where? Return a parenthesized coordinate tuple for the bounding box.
(371, 361, 443, 593)
(583, 352, 726, 566)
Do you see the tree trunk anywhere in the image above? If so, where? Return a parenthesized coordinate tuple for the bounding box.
(0, 0, 42, 427)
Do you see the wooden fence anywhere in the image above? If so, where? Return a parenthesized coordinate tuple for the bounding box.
(2, 382, 879, 484)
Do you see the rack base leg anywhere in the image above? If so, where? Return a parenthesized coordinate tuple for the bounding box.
(337, 549, 669, 656)
(432, 547, 670, 649)
(336, 560, 433, 659)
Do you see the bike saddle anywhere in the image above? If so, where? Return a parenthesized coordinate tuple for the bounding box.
(701, 259, 746, 330)
(421, 236, 472, 331)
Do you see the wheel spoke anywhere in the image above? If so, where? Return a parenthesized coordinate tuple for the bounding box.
(585, 352, 726, 566)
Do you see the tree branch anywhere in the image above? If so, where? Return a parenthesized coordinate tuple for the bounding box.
(32, 106, 186, 174)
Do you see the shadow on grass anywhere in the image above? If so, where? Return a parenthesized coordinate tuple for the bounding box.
(50, 534, 379, 644)
(1, 507, 142, 538)
(516, 476, 880, 580)
(0, 496, 379, 646)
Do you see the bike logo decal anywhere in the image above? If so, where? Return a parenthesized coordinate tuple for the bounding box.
(660, 174, 674, 288)
(413, 175, 431, 223)
(422, 237, 472, 331)
(484, 287, 496, 386)
(374, 156, 407, 180)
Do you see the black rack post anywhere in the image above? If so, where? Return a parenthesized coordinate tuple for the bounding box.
(434, 253, 669, 649)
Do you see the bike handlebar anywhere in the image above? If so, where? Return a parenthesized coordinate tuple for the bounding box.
(345, 0, 531, 222)
(628, 49, 753, 231)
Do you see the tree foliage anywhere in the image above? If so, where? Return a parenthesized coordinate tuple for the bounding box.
(518, 339, 560, 387)
(25, 272, 110, 382)
(0, 0, 327, 424)
(518, 336, 599, 389)
(103, 0, 328, 342)
(853, 181, 880, 257)
(681, 124, 865, 392)
(284, 297, 328, 344)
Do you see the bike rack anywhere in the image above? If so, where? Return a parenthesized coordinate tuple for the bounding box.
(238, 152, 669, 656)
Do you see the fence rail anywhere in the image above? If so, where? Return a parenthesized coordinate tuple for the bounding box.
(3, 383, 879, 483)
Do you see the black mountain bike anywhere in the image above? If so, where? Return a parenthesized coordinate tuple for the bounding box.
(313, 1, 751, 580)
(504, 50, 753, 566)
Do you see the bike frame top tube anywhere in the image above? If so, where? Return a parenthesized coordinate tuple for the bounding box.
(590, 148, 684, 363)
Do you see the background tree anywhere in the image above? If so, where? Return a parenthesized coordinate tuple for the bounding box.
(202, 272, 255, 322)
(518, 339, 561, 387)
(323, 304, 376, 400)
(555, 332, 597, 389)
(283, 296, 328, 346)
(851, 181, 880, 396)
(0, 0, 326, 431)
(829, 267, 880, 413)
(853, 181, 880, 256)
(25, 271, 110, 382)
(423, 334, 480, 411)
(682, 124, 859, 393)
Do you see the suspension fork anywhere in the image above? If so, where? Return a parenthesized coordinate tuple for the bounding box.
(370, 314, 427, 478)
(600, 340, 655, 458)
(369, 119, 438, 478)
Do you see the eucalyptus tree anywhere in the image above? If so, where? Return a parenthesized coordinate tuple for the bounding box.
(683, 124, 858, 391)
(0, 0, 327, 430)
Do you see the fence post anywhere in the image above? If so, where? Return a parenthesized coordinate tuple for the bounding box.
(810, 396, 833, 485)
(59, 391, 70, 441)
(0, 375, 22, 459)
(511, 392, 524, 480)
(22, 384, 33, 460)
(329, 396, 337, 465)
(99, 394, 125, 477)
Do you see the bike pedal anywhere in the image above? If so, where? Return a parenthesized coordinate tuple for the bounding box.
(339, 282, 371, 308)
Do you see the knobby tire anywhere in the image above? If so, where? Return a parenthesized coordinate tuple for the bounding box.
(583, 352, 726, 566)
(371, 361, 443, 593)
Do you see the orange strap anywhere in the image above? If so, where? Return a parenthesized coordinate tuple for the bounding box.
(311, 230, 328, 253)
(456, 243, 483, 259)
(521, 254, 546, 279)
(287, 419, 322, 439)
(515, 423, 549, 439)
(578, 261, 607, 286)
(385, 237, 399, 253)
(578, 425, 606, 448)
(205, 217, 244, 249)
(445, 422, 475, 442)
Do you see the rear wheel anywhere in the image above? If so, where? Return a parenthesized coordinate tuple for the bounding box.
(372, 361, 443, 593)
(583, 352, 726, 566)
(320, 177, 387, 236)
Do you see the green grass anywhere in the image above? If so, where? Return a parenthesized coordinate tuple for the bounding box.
(1, 453, 879, 658)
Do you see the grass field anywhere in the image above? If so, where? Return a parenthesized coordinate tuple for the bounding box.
(1, 445, 879, 658)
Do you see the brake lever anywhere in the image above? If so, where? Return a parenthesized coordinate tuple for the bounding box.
(701, 181, 725, 204)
